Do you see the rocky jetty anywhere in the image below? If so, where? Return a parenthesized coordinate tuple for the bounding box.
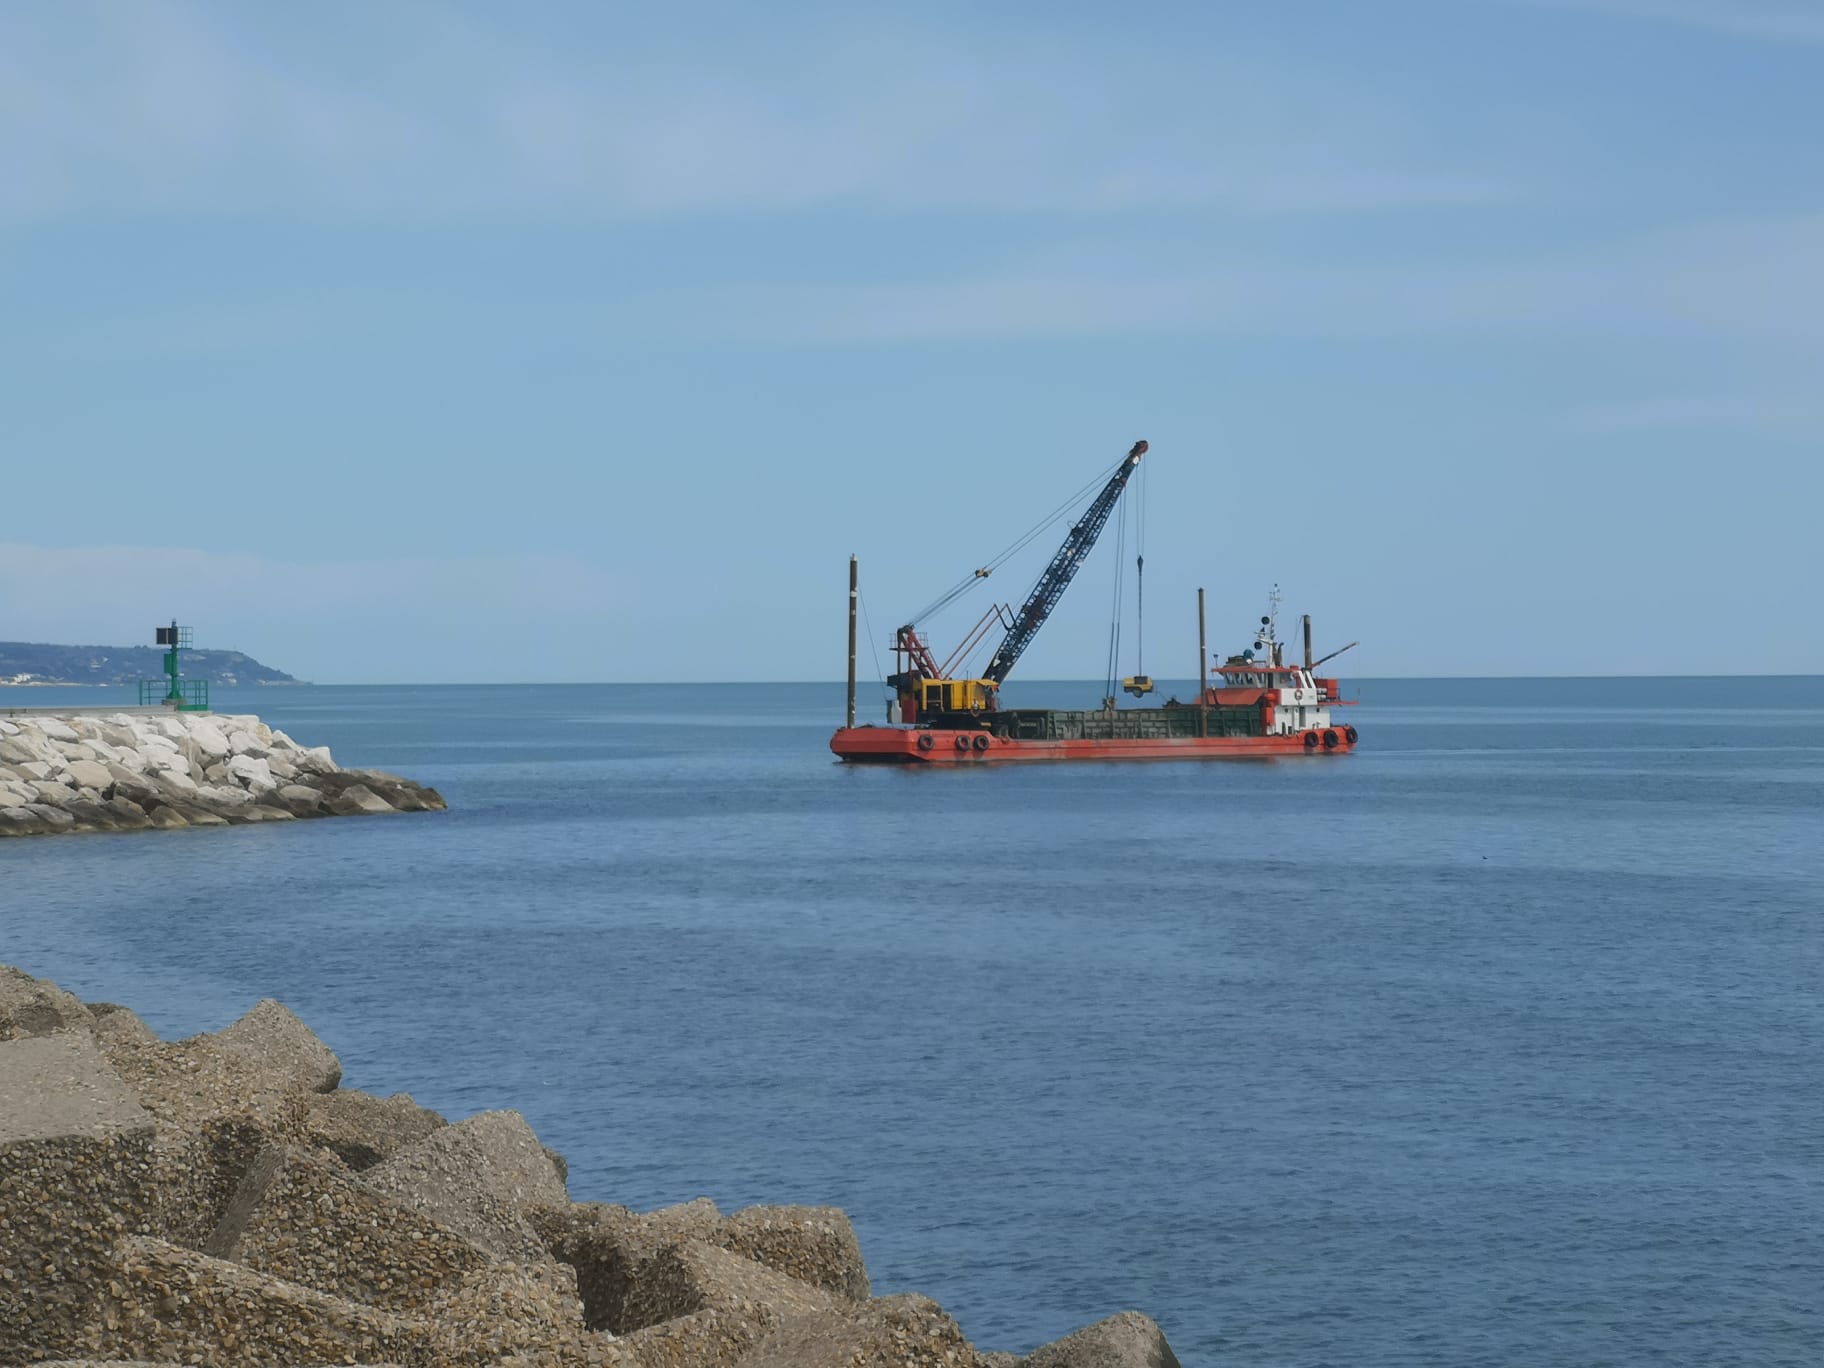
(0, 712, 443, 837)
(0, 964, 1181, 1368)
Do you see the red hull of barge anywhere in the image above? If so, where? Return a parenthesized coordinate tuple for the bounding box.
(830, 726, 1355, 764)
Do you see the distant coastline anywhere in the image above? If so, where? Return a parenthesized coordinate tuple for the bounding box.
(0, 640, 302, 688)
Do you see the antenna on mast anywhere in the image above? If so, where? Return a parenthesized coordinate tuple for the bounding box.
(1253, 584, 1284, 666)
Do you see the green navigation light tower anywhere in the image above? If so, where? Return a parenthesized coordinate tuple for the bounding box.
(139, 620, 209, 711)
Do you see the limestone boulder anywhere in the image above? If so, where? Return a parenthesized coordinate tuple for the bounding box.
(25, 802, 76, 830)
(105, 769, 158, 803)
(151, 766, 197, 794)
(225, 753, 275, 791)
(314, 768, 445, 814)
(141, 747, 186, 775)
(330, 783, 395, 815)
(64, 758, 113, 791)
(62, 796, 119, 830)
(0, 804, 53, 835)
(188, 720, 232, 758)
(228, 729, 270, 758)
(267, 783, 326, 816)
(1021, 1311, 1183, 1368)
(99, 721, 141, 748)
(234, 804, 294, 823)
(364, 1110, 568, 1263)
(295, 743, 337, 772)
(167, 803, 227, 826)
(104, 796, 153, 829)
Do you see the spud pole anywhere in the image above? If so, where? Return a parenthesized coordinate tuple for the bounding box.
(846, 556, 859, 730)
(1197, 588, 1208, 740)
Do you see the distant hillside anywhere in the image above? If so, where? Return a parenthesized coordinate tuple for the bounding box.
(0, 641, 301, 686)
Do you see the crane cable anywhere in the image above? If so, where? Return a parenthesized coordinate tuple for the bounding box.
(1102, 462, 1148, 702)
(908, 453, 1132, 627)
(858, 589, 892, 715)
(1134, 457, 1146, 681)
(1103, 497, 1127, 703)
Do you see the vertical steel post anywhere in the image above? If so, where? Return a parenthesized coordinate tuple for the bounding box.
(1197, 588, 1208, 739)
(846, 556, 858, 730)
(165, 619, 181, 704)
(1303, 614, 1313, 670)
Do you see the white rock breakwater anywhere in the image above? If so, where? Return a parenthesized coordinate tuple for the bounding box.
(0, 711, 444, 837)
(0, 963, 1183, 1368)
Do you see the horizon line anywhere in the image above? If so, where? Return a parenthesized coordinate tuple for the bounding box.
(8, 673, 1823, 687)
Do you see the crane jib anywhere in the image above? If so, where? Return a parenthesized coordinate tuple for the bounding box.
(981, 440, 1146, 686)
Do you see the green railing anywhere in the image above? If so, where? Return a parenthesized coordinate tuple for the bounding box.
(138, 678, 210, 711)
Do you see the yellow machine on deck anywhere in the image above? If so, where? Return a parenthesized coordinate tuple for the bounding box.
(919, 678, 998, 715)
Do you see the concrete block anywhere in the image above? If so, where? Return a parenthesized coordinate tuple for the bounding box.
(211, 999, 342, 1093)
(740, 1291, 989, 1368)
(213, 1146, 492, 1313)
(0, 1033, 156, 1364)
(1022, 1311, 1183, 1368)
(303, 1088, 447, 1171)
(364, 1110, 567, 1263)
(0, 965, 95, 1041)
(715, 1204, 870, 1301)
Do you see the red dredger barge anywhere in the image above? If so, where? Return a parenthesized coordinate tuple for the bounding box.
(831, 440, 1358, 765)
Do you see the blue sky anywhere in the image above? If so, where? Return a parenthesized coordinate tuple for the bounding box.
(1, 0, 1818, 682)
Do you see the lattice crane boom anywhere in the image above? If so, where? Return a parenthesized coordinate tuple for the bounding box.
(981, 440, 1146, 686)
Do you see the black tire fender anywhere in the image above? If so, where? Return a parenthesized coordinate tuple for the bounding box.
(1323, 729, 1339, 750)
(917, 734, 934, 752)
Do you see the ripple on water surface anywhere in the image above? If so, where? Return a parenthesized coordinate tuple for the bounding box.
(5, 677, 1823, 1366)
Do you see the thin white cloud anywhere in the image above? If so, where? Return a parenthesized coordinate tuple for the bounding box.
(1507, 0, 1824, 42)
(0, 2, 1512, 222)
(664, 210, 1824, 346)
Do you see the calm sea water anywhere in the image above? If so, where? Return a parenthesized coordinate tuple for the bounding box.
(5, 677, 1822, 1366)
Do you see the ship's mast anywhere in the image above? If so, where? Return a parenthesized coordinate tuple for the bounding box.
(1254, 584, 1283, 667)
